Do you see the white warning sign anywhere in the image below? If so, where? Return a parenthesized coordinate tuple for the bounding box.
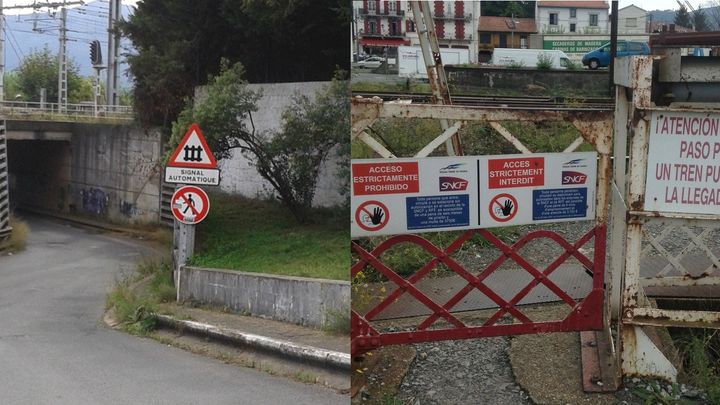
(645, 111, 720, 215)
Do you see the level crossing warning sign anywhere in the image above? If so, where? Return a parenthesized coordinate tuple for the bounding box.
(351, 152, 597, 237)
(165, 123, 220, 186)
(171, 185, 210, 225)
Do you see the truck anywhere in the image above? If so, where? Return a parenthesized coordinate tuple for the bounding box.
(490, 48, 572, 69)
(398, 46, 470, 79)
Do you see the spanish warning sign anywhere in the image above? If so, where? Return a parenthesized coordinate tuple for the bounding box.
(350, 152, 597, 237)
(352, 162, 420, 195)
(645, 111, 720, 215)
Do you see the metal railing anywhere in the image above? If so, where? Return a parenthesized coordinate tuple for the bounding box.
(0, 100, 134, 122)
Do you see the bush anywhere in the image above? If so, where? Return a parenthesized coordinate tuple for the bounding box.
(536, 53, 554, 70)
(507, 61, 525, 69)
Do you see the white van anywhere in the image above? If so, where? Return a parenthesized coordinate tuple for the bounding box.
(398, 45, 470, 79)
(490, 48, 572, 69)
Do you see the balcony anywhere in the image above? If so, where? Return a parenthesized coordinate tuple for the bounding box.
(434, 12, 472, 22)
(359, 8, 405, 17)
(360, 30, 406, 39)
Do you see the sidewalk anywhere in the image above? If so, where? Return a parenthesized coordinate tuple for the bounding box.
(155, 304, 350, 370)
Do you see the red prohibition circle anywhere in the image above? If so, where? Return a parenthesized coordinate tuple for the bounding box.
(355, 200, 390, 232)
(171, 185, 210, 225)
(489, 193, 518, 223)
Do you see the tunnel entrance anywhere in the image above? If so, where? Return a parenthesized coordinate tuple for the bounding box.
(7, 139, 72, 213)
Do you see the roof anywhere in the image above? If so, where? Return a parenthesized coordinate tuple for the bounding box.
(618, 4, 646, 12)
(538, 1, 609, 9)
(478, 16, 537, 33)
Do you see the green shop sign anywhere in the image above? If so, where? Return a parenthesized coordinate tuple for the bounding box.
(543, 39, 606, 53)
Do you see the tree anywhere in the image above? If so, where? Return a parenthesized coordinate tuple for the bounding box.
(13, 46, 86, 103)
(693, 7, 710, 31)
(119, 0, 349, 128)
(481, 1, 535, 18)
(675, 4, 693, 28)
(707, 1, 720, 30)
(170, 61, 349, 221)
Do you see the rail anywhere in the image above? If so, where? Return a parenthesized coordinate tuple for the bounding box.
(0, 100, 134, 122)
(353, 92, 615, 111)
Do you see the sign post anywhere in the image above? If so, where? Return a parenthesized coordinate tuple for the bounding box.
(165, 123, 219, 273)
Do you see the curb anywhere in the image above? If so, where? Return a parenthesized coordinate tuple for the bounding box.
(155, 314, 351, 371)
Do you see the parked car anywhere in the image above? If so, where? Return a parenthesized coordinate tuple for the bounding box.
(490, 48, 573, 70)
(354, 56, 385, 69)
(582, 40, 650, 70)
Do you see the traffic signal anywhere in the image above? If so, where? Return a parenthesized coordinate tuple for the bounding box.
(90, 40, 102, 66)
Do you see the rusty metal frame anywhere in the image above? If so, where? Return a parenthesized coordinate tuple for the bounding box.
(611, 55, 720, 382)
(351, 97, 614, 355)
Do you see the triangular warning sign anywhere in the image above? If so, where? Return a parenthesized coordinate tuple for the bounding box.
(167, 123, 218, 169)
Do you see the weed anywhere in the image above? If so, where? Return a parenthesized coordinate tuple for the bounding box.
(631, 380, 680, 404)
(380, 393, 404, 405)
(0, 216, 29, 254)
(106, 259, 175, 335)
(294, 371, 318, 384)
(673, 328, 720, 404)
(536, 53, 554, 70)
(507, 61, 525, 69)
(323, 309, 350, 335)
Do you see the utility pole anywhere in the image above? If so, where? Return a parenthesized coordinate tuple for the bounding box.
(0, 0, 4, 103)
(58, 0, 68, 112)
(0, 1, 81, 109)
(106, 0, 120, 108)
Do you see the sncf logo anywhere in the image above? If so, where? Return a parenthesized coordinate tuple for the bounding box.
(439, 176, 468, 191)
(562, 171, 587, 185)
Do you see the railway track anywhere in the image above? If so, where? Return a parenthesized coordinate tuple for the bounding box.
(352, 92, 615, 111)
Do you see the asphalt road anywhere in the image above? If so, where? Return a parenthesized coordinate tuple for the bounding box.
(0, 216, 346, 405)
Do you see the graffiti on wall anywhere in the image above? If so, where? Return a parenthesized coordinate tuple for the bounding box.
(80, 188, 109, 216)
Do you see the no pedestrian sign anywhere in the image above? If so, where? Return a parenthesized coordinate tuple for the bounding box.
(351, 152, 597, 237)
(165, 123, 220, 186)
(171, 185, 210, 225)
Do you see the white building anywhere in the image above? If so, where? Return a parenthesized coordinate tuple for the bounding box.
(536, 1, 609, 35)
(617, 5, 648, 34)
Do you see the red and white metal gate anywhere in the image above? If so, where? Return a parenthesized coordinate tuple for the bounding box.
(351, 99, 614, 356)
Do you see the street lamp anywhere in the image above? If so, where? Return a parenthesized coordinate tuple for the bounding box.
(510, 14, 520, 49)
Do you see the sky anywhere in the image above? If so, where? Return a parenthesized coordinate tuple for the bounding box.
(619, 0, 713, 11)
(2, 0, 140, 15)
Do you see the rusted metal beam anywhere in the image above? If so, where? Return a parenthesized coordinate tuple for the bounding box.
(414, 121, 464, 158)
(626, 308, 720, 329)
(488, 122, 532, 154)
(352, 100, 614, 123)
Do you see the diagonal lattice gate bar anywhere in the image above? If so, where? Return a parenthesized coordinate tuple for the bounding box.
(352, 224, 606, 354)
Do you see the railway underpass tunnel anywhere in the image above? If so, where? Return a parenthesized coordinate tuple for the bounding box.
(5, 120, 164, 224)
(6, 122, 72, 214)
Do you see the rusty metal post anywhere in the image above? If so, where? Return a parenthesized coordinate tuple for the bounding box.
(409, 1, 461, 155)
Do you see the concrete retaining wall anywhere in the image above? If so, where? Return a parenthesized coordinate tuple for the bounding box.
(445, 66, 610, 97)
(177, 266, 350, 328)
(198, 81, 345, 208)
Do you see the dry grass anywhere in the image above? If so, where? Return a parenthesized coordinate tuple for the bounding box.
(0, 216, 29, 254)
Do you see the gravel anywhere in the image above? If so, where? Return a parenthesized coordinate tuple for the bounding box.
(396, 338, 531, 405)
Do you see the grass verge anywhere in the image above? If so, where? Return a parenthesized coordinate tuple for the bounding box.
(0, 216, 29, 254)
(105, 258, 175, 335)
(189, 193, 347, 280)
(672, 328, 720, 403)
